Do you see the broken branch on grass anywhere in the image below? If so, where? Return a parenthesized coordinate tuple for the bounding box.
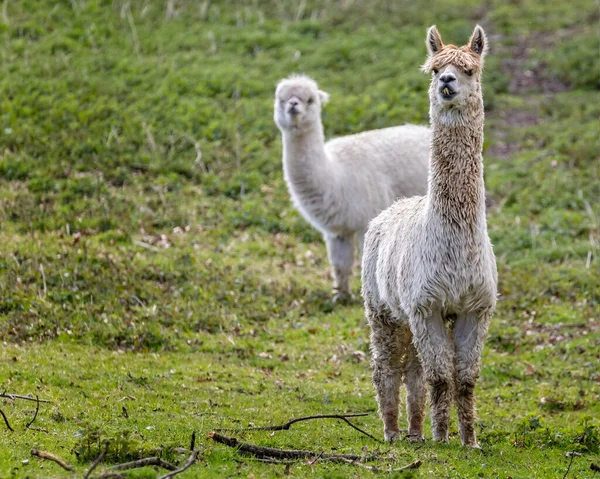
(234, 457, 296, 465)
(1, 409, 14, 432)
(0, 392, 52, 403)
(84, 441, 109, 479)
(31, 448, 76, 472)
(563, 452, 583, 479)
(25, 395, 40, 428)
(215, 412, 381, 442)
(109, 457, 177, 472)
(156, 450, 199, 479)
(209, 431, 368, 462)
(338, 457, 423, 473)
(393, 459, 423, 472)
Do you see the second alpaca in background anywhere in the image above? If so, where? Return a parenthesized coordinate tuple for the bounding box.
(274, 75, 430, 301)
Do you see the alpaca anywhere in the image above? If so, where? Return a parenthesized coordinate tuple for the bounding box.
(361, 25, 497, 447)
(274, 75, 430, 301)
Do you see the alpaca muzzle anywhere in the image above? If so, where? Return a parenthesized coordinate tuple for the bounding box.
(439, 84, 457, 100)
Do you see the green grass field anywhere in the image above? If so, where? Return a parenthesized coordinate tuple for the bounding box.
(1, 1, 598, 477)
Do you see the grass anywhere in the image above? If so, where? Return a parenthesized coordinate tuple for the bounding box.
(0, 0, 599, 477)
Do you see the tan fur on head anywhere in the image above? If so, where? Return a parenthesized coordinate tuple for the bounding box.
(421, 25, 488, 74)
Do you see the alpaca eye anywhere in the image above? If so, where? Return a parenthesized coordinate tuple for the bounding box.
(466, 69, 473, 76)
(307, 98, 314, 104)
(433, 68, 439, 75)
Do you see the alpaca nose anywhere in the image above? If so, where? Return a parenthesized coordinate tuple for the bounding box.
(289, 99, 299, 107)
(439, 73, 456, 84)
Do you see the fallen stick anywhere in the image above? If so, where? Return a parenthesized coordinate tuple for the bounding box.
(215, 412, 381, 443)
(25, 395, 40, 429)
(31, 448, 76, 472)
(0, 409, 13, 432)
(1, 392, 52, 403)
(209, 432, 367, 461)
(157, 450, 199, 479)
(84, 441, 109, 479)
(109, 457, 177, 472)
(338, 457, 423, 473)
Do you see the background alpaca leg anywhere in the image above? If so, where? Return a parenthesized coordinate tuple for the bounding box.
(453, 310, 492, 447)
(324, 233, 354, 301)
(357, 229, 366, 260)
(368, 306, 406, 442)
(404, 340, 426, 441)
(409, 309, 453, 442)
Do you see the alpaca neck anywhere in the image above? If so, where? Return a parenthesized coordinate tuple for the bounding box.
(427, 101, 485, 227)
(281, 121, 333, 200)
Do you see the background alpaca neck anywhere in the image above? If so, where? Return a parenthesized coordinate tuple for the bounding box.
(427, 101, 485, 226)
(282, 121, 333, 200)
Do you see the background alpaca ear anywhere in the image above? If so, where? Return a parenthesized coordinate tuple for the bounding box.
(318, 90, 330, 105)
(468, 25, 488, 56)
(426, 25, 443, 56)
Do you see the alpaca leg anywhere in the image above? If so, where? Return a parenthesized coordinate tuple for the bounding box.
(357, 230, 366, 260)
(404, 340, 426, 441)
(409, 308, 453, 442)
(368, 307, 406, 442)
(453, 310, 491, 447)
(324, 233, 354, 301)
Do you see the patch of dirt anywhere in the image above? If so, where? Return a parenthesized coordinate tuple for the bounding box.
(501, 28, 579, 96)
(487, 109, 540, 159)
(485, 27, 583, 162)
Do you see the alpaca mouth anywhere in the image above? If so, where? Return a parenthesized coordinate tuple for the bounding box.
(439, 87, 457, 100)
(287, 107, 300, 117)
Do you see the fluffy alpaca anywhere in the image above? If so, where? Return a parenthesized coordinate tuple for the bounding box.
(361, 25, 497, 447)
(274, 75, 430, 301)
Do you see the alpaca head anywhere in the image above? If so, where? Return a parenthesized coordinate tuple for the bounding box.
(421, 25, 488, 123)
(274, 75, 330, 133)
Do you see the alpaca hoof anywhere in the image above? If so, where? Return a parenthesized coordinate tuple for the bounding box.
(406, 434, 424, 443)
(385, 431, 401, 443)
(332, 290, 353, 304)
(464, 442, 481, 449)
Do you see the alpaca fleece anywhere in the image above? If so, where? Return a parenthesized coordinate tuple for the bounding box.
(274, 75, 430, 300)
(362, 25, 497, 447)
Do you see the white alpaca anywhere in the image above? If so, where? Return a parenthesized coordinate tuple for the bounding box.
(361, 25, 497, 447)
(274, 75, 430, 301)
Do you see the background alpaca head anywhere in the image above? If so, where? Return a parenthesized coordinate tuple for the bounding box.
(421, 25, 488, 122)
(274, 75, 330, 133)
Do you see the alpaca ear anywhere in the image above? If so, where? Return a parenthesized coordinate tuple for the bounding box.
(426, 25, 443, 56)
(468, 25, 488, 56)
(318, 90, 330, 105)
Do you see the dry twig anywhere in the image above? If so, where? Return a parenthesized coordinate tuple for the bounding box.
(209, 432, 368, 462)
(25, 395, 40, 428)
(0, 409, 13, 432)
(563, 452, 583, 479)
(109, 457, 177, 472)
(31, 448, 76, 472)
(338, 457, 423, 473)
(157, 450, 199, 479)
(0, 392, 51, 403)
(84, 441, 109, 479)
(215, 412, 380, 442)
